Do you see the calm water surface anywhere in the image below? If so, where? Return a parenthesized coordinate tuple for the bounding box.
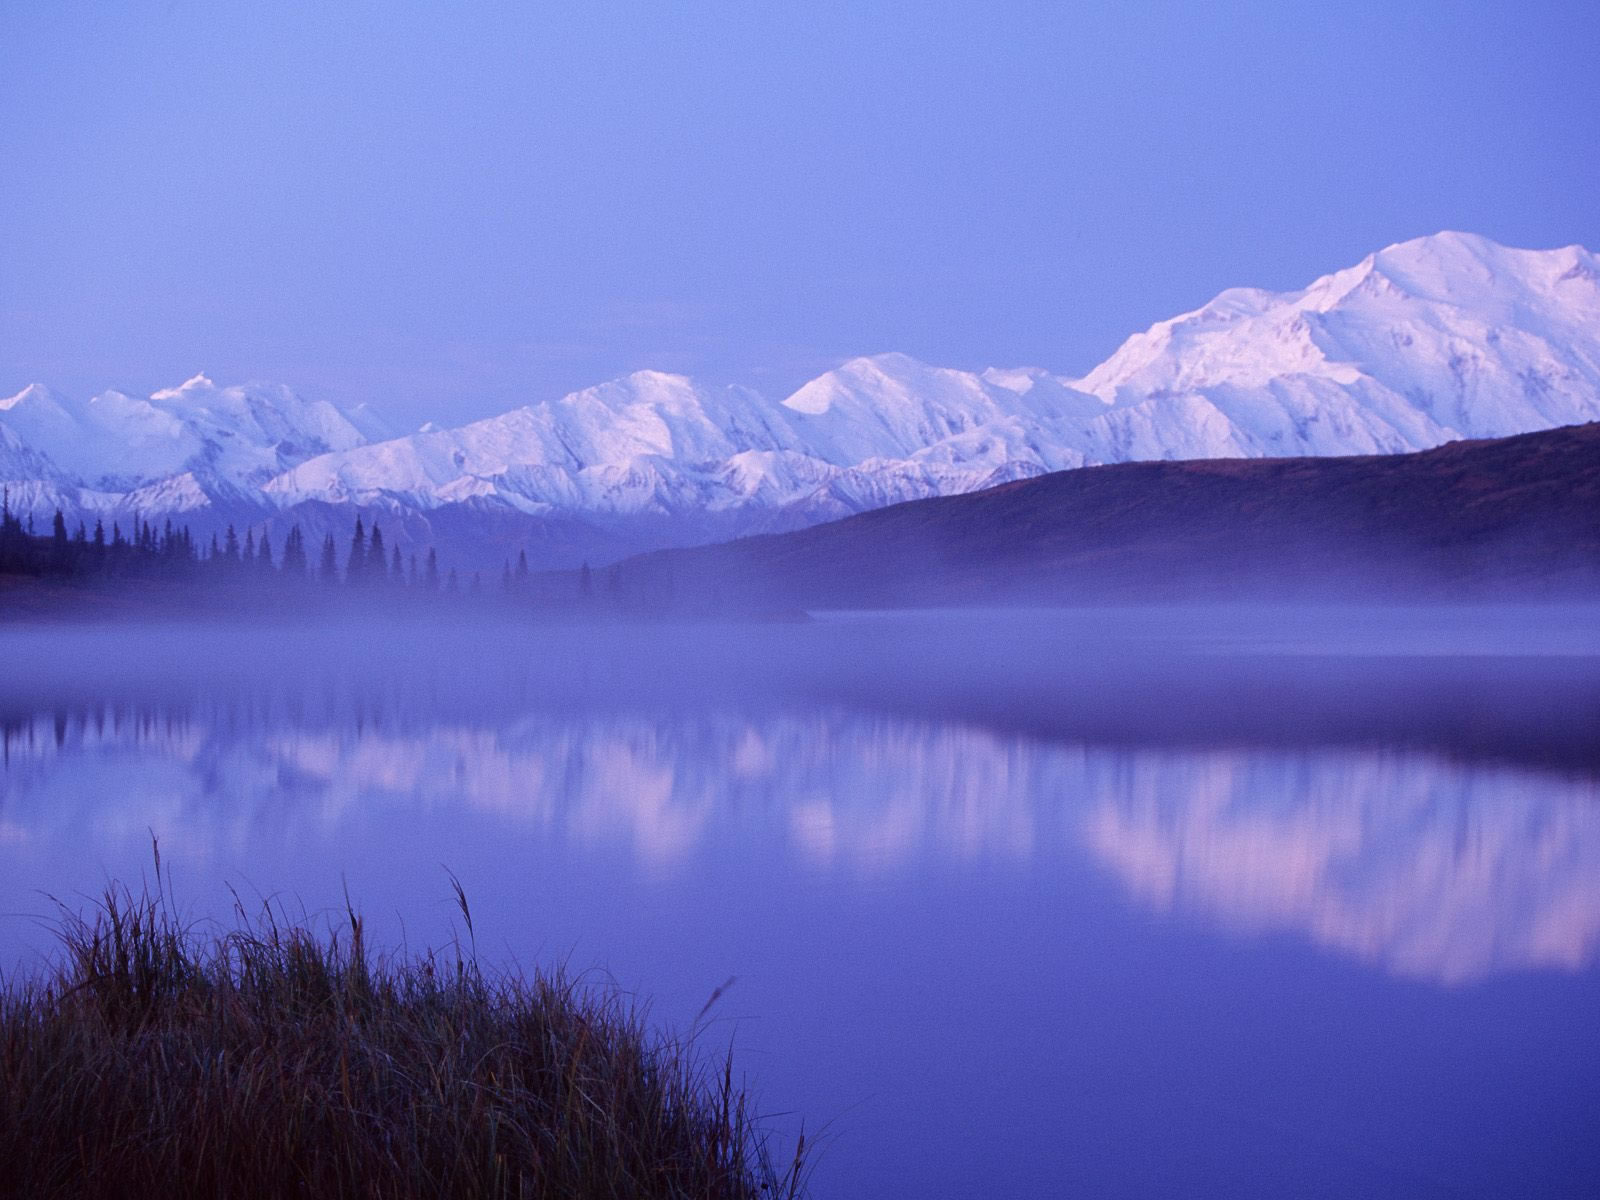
(2, 608, 1598, 1198)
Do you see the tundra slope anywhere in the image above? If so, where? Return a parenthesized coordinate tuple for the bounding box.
(611, 423, 1600, 606)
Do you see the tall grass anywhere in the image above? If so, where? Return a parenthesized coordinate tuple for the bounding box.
(0, 866, 808, 1199)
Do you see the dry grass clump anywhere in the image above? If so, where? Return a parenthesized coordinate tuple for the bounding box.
(0, 867, 806, 1200)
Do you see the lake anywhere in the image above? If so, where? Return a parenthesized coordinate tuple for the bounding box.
(2, 607, 1598, 1198)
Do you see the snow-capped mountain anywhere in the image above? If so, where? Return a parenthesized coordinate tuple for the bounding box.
(3, 231, 1599, 567)
(1075, 230, 1600, 456)
(266, 372, 803, 514)
(0, 374, 376, 494)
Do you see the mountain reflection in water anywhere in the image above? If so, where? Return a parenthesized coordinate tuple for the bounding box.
(4, 703, 1596, 985)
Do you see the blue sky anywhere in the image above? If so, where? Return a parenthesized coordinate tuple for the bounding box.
(3, 1, 1597, 429)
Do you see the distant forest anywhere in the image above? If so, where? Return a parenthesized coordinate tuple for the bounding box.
(0, 493, 622, 612)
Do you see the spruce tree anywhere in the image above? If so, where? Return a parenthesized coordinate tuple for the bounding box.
(425, 549, 440, 591)
(347, 518, 367, 585)
(106, 528, 126, 579)
(50, 510, 69, 573)
(281, 526, 307, 578)
(0, 489, 16, 575)
(320, 533, 340, 584)
(366, 523, 386, 583)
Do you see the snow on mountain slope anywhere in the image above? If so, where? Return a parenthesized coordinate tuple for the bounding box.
(264, 358, 1112, 526)
(1075, 231, 1600, 454)
(782, 352, 1101, 465)
(0, 375, 372, 493)
(265, 372, 808, 516)
(3, 232, 1599, 566)
(0, 417, 62, 485)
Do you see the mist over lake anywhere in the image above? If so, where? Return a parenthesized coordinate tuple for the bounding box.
(3, 606, 1597, 1199)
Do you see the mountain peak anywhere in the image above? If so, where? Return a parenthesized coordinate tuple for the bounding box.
(620, 368, 693, 387)
(150, 373, 216, 401)
(1363, 230, 1600, 308)
(0, 383, 61, 412)
(847, 351, 930, 374)
(1382, 228, 1491, 254)
(781, 353, 939, 417)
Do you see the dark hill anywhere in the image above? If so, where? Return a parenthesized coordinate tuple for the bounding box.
(623, 423, 1600, 606)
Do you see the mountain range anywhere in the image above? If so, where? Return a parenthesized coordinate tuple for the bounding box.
(4, 231, 1599, 569)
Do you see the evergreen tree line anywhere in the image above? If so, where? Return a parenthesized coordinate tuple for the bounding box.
(0, 498, 462, 595)
(0, 491, 198, 580)
(0, 496, 649, 611)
